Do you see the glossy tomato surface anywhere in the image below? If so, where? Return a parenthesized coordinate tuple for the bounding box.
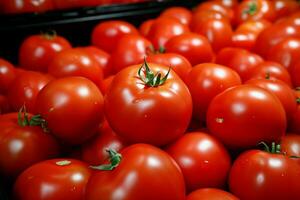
(186, 188, 239, 200)
(0, 58, 16, 95)
(159, 6, 192, 26)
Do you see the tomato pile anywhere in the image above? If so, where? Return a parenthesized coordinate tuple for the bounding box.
(1, 0, 300, 199)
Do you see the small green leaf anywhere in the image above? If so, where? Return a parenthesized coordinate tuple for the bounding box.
(244, 2, 257, 15)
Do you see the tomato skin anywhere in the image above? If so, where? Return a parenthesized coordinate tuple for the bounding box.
(139, 19, 155, 37)
(291, 62, 300, 87)
(165, 33, 214, 66)
(81, 120, 127, 165)
(91, 20, 139, 54)
(159, 7, 192, 26)
(281, 134, 300, 160)
(186, 188, 239, 200)
(19, 34, 72, 72)
(213, 0, 238, 8)
(147, 17, 190, 49)
(48, 48, 103, 87)
(166, 132, 231, 192)
(36, 77, 104, 145)
(215, 47, 263, 82)
(14, 159, 91, 200)
(99, 75, 114, 95)
(146, 53, 192, 81)
(273, 0, 300, 20)
(0, 95, 10, 114)
(229, 150, 300, 200)
(207, 85, 286, 149)
(289, 96, 300, 133)
(0, 113, 59, 178)
(53, 0, 111, 9)
(85, 144, 186, 200)
(7, 71, 53, 114)
(104, 63, 192, 146)
(185, 63, 241, 122)
(2, 0, 54, 14)
(110, 34, 152, 73)
(0, 58, 16, 95)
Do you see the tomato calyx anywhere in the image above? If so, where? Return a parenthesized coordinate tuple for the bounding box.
(90, 149, 122, 171)
(259, 142, 300, 158)
(265, 72, 270, 80)
(244, 2, 257, 15)
(138, 59, 170, 87)
(40, 30, 57, 40)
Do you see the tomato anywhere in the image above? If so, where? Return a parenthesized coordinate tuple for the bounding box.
(0, 58, 16, 95)
(166, 132, 231, 192)
(193, 18, 233, 53)
(80, 46, 111, 78)
(53, 0, 110, 9)
(48, 48, 103, 87)
(215, 47, 263, 82)
(146, 52, 192, 81)
(246, 78, 297, 121)
(185, 63, 241, 122)
(99, 75, 114, 95)
(159, 7, 192, 26)
(14, 159, 91, 200)
(147, 17, 190, 49)
(289, 91, 300, 133)
(110, 34, 152, 73)
(291, 61, 300, 87)
(213, 0, 238, 8)
(2, 0, 54, 14)
(36, 77, 104, 145)
(91, 20, 139, 54)
(186, 188, 239, 200)
(248, 61, 292, 86)
(104, 62, 192, 146)
(273, 0, 300, 20)
(0, 112, 59, 178)
(207, 85, 286, 149)
(85, 144, 185, 200)
(165, 33, 214, 66)
(0, 95, 10, 114)
(19, 33, 72, 72)
(7, 71, 53, 114)
(139, 19, 154, 37)
(229, 145, 300, 200)
(234, 0, 276, 25)
(81, 120, 127, 165)
(281, 134, 300, 159)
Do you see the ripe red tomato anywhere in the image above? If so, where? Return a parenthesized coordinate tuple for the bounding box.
(36, 77, 104, 145)
(291, 61, 300, 87)
(229, 146, 300, 200)
(99, 75, 114, 95)
(81, 120, 127, 165)
(85, 144, 186, 200)
(104, 62, 192, 146)
(0, 95, 10, 114)
(0, 58, 16, 95)
(139, 19, 154, 37)
(14, 159, 91, 200)
(273, 0, 300, 20)
(19, 33, 72, 72)
(281, 134, 300, 160)
(147, 17, 190, 49)
(110, 34, 152, 73)
(207, 85, 286, 149)
(0, 112, 59, 178)
(213, 0, 238, 8)
(166, 132, 231, 192)
(48, 48, 103, 87)
(289, 90, 300, 133)
(165, 33, 214, 66)
(185, 63, 241, 122)
(91, 20, 139, 53)
(146, 52, 192, 81)
(2, 0, 54, 14)
(215, 47, 263, 82)
(53, 0, 110, 9)
(186, 188, 239, 200)
(159, 7, 192, 26)
(7, 71, 53, 114)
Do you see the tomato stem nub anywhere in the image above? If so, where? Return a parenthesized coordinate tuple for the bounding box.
(244, 2, 257, 15)
(296, 98, 300, 104)
(90, 149, 122, 171)
(258, 142, 281, 154)
(265, 72, 270, 80)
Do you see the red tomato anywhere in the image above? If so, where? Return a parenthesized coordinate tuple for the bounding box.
(36, 77, 104, 145)
(186, 188, 239, 200)
(215, 47, 263, 82)
(147, 17, 190, 49)
(91, 20, 139, 53)
(248, 61, 292, 86)
(99, 75, 114, 95)
(81, 120, 127, 165)
(166, 132, 231, 192)
(273, 0, 300, 20)
(19, 33, 72, 72)
(165, 33, 214, 66)
(48, 48, 103, 87)
(289, 91, 300, 133)
(110, 34, 152, 73)
(0, 95, 10, 114)
(229, 146, 300, 200)
(139, 19, 154, 37)
(104, 62, 192, 146)
(291, 61, 300, 87)
(246, 78, 297, 121)
(2, 0, 54, 14)
(14, 159, 91, 200)
(85, 144, 186, 200)
(0, 58, 16, 95)
(193, 18, 233, 53)
(281, 134, 300, 159)
(159, 7, 192, 26)
(54, 0, 110, 9)
(213, 0, 238, 8)
(7, 71, 53, 114)
(0, 112, 59, 178)
(207, 85, 286, 149)
(146, 52, 192, 81)
(185, 63, 241, 122)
